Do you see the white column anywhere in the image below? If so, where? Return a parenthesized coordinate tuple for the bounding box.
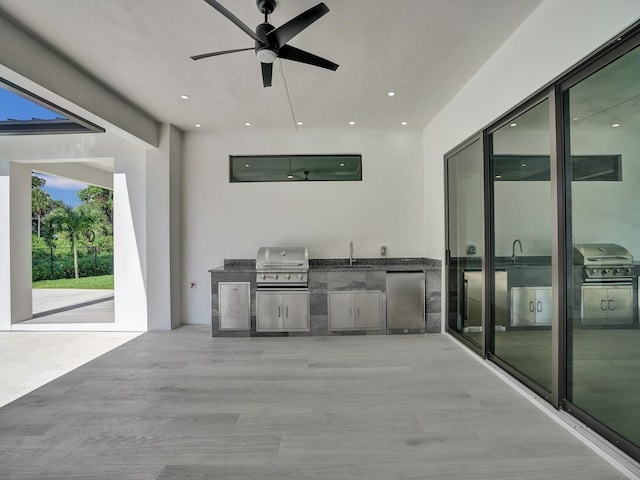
(0, 161, 32, 329)
(10, 163, 32, 324)
(0, 160, 11, 330)
(113, 149, 148, 331)
(145, 124, 182, 330)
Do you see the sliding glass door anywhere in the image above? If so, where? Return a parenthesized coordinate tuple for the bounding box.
(488, 98, 554, 394)
(443, 23, 640, 461)
(445, 138, 484, 351)
(564, 41, 640, 451)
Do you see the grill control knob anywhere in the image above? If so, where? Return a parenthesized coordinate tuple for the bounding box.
(298, 274, 303, 279)
(261, 274, 266, 280)
(285, 274, 291, 280)
(616, 268, 624, 275)
(273, 274, 279, 280)
(628, 268, 633, 274)
(603, 269, 610, 275)
(590, 269, 598, 275)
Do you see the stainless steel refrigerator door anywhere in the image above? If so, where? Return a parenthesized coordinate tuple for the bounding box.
(386, 273, 425, 329)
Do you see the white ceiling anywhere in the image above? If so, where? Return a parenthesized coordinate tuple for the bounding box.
(0, 0, 542, 133)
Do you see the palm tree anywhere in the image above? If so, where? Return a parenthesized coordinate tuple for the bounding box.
(49, 205, 98, 279)
(32, 187, 53, 237)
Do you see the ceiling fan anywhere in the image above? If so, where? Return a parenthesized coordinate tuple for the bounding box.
(192, 0, 339, 87)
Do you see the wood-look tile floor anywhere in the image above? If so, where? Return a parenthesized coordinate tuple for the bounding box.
(0, 326, 631, 479)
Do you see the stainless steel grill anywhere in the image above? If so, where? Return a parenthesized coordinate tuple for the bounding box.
(574, 243, 634, 281)
(256, 246, 309, 288)
(574, 243, 636, 327)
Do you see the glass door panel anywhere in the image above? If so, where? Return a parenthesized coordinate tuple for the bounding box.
(490, 99, 553, 392)
(565, 44, 640, 446)
(446, 139, 484, 349)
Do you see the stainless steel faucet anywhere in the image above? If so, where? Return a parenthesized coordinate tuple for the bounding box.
(349, 240, 355, 266)
(511, 239, 523, 264)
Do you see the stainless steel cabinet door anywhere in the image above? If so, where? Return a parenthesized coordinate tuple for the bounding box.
(256, 292, 282, 331)
(219, 282, 250, 330)
(328, 292, 354, 330)
(606, 286, 632, 324)
(581, 286, 608, 325)
(354, 291, 381, 329)
(535, 287, 552, 325)
(282, 292, 310, 331)
(511, 287, 536, 326)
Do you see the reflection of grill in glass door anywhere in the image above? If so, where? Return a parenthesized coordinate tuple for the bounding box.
(581, 284, 633, 326)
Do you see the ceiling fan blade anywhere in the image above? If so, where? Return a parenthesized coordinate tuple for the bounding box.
(191, 47, 254, 61)
(261, 62, 273, 87)
(202, 0, 262, 43)
(267, 3, 329, 46)
(278, 45, 338, 71)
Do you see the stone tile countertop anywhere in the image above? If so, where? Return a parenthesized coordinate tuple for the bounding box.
(210, 258, 441, 272)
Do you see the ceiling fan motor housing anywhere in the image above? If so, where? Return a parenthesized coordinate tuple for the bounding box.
(255, 22, 277, 63)
(256, 0, 276, 15)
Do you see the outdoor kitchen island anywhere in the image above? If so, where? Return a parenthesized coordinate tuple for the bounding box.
(210, 257, 441, 337)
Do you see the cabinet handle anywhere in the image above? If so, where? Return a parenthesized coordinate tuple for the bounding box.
(608, 299, 615, 311)
(278, 306, 281, 317)
(537, 301, 542, 313)
(357, 306, 360, 317)
(286, 306, 289, 317)
(601, 300, 607, 311)
(349, 305, 352, 318)
(529, 301, 535, 312)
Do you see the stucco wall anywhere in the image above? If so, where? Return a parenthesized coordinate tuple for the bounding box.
(181, 128, 425, 324)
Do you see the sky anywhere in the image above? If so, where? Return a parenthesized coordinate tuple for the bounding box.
(35, 173, 88, 208)
(2, 86, 88, 208)
(0, 87, 65, 121)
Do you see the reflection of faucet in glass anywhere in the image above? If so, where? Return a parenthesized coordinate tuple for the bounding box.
(349, 240, 355, 266)
(511, 239, 523, 264)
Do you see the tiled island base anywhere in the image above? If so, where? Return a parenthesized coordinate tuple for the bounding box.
(211, 258, 441, 337)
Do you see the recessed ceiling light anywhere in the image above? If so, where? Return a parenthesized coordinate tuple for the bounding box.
(349, 121, 356, 126)
(181, 95, 190, 100)
(573, 117, 579, 121)
(245, 122, 252, 127)
(521, 163, 526, 167)
(509, 123, 517, 127)
(340, 163, 345, 167)
(387, 91, 396, 97)
(297, 121, 303, 126)
(611, 123, 620, 127)
(244, 164, 250, 168)
(401, 121, 408, 126)
(194, 123, 202, 128)
(495, 174, 502, 179)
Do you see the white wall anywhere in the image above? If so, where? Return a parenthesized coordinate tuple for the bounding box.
(423, 0, 640, 331)
(0, 12, 158, 147)
(424, 0, 640, 261)
(182, 128, 424, 324)
(0, 132, 179, 331)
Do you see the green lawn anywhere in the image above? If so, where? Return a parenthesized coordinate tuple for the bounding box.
(33, 275, 114, 289)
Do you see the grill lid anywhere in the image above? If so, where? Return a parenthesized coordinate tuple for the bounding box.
(574, 243, 632, 266)
(256, 247, 309, 271)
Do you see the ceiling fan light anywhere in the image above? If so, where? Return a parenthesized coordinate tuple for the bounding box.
(256, 48, 277, 63)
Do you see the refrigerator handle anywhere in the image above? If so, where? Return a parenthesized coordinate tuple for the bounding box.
(464, 279, 469, 320)
(421, 279, 426, 321)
